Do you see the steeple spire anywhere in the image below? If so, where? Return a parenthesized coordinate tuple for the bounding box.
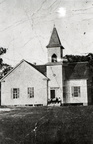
(46, 26, 64, 49)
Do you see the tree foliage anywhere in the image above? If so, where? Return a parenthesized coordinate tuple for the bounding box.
(0, 47, 12, 79)
(0, 47, 7, 66)
(0, 47, 6, 55)
(64, 53, 93, 71)
(64, 53, 93, 63)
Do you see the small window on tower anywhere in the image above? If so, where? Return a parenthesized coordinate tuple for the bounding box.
(51, 54, 57, 62)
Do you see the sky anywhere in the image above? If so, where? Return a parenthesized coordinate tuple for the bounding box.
(0, 0, 93, 66)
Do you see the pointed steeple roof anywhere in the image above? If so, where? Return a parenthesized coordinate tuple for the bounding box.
(46, 27, 64, 49)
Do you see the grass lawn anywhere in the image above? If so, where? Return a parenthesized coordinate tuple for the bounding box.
(0, 106, 93, 144)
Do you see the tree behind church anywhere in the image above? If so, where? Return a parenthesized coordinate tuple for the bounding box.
(0, 47, 13, 79)
(64, 53, 93, 72)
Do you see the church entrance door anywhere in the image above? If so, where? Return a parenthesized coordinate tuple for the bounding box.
(50, 90, 55, 99)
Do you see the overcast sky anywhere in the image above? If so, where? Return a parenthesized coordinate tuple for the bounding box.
(0, 0, 93, 66)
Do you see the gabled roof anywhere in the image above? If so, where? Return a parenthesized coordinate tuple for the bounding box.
(35, 65, 46, 75)
(64, 62, 89, 80)
(26, 61, 46, 76)
(46, 27, 64, 49)
(1, 60, 47, 81)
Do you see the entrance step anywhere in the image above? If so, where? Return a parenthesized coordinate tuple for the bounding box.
(48, 103, 61, 106)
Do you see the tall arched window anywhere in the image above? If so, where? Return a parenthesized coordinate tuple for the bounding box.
(51, 54, 57, 62)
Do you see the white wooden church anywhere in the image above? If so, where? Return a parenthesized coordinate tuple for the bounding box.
(1, 27, 93, 106)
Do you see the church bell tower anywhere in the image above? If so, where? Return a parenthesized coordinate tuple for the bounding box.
(46, 26, 65, 105)
(46, 26, 64, 63)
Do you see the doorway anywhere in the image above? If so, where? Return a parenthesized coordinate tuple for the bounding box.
(50, 90, 55, 99)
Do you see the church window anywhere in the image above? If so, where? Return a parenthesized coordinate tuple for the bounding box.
(12, 88, 19, 99)
(72, 86, 80, 97)
(28, 87, 34, 98)
(51, 54, 57, 62)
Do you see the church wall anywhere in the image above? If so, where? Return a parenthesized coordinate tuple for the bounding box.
(1, 61, 48, 106)
(64, 79, 88, 105)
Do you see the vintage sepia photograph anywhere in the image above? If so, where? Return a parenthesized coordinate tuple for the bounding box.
(0, 0, 93, 143)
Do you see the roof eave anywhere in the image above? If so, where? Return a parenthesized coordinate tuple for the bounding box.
(0, 59, 25, 82)
(46, 45, 64, 49)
